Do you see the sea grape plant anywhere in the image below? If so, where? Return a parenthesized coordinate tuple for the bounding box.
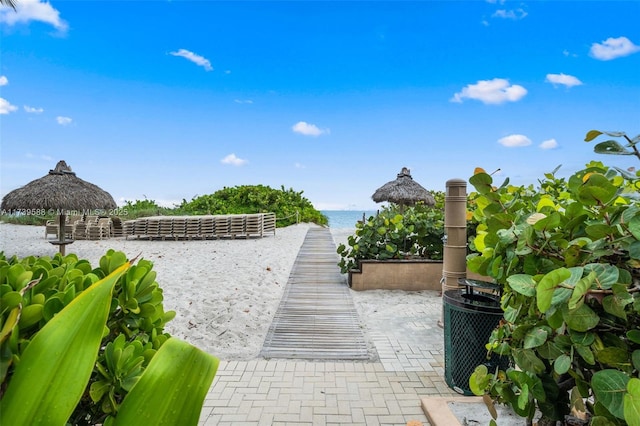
(180, 184, 328, 226)
(466, 131, 639, 426)
(337, 193, 444, 274)
(0, 249, 218, 425)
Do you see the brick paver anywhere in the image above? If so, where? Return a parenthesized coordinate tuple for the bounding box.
(199, 227, 459, 425)
(199, 299, 458, 425)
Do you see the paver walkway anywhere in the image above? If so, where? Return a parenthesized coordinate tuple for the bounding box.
(199, 226, 459, 425)
(260, 227, 369, 360)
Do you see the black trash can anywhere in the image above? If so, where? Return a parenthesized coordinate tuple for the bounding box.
(443, 278, 509, 395)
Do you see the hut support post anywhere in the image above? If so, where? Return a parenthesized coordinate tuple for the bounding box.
(57, 213, 66, 255)
(442, 179, 467, 292)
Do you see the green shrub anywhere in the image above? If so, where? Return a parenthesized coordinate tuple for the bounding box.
(180, 184, 328, 227)
(0, 250, 216, 425)
(0, 212, 53, 226)
(467, 131, 640, 425)
(336, 193, 444, 274)
(120, 198, 185, 219)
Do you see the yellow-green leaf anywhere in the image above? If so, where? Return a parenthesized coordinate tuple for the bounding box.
(114, 338, 219, 426)
(624, 378, 640, 426)
(585, 130, 603, 142)
(537, 268, 571, 313)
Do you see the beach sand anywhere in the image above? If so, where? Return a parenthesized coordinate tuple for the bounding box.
(0, 222, 440, 361)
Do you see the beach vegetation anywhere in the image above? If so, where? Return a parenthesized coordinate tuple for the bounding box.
(466, 130, 639, 425)
(179, 184, 328, 226)
(120, 198, 177, 218)
(336, 192, 445, 274)
(0, 212, 53, 226)
(0, 249, 218, 425)
(1, 185, 328, 228)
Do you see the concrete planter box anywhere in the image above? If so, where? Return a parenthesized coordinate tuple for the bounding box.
(348, 259, 488, 291)
(348, 259, 443, 291)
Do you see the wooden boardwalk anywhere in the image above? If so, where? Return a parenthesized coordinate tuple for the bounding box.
(260, 226, 370, 360)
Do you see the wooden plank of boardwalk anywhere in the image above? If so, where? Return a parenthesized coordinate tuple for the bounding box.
(260, 226, 370, 360)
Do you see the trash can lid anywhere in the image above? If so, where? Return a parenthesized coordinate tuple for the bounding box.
(443, 289, 503, 313)
(458, 278, 501, 292)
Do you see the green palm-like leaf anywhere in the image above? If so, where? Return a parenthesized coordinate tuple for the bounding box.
(0, 262, 130, 425)
(114, 338, 219, 426)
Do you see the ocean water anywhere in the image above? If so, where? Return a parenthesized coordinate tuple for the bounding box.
(321, 210, 378, 229)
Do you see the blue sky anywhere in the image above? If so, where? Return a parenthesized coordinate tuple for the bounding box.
(1, 0, 639, 211)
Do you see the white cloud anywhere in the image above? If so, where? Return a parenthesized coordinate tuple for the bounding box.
(27, 152, 53, 161)
(590, 36, 640, 61)
(0, 0, 68, 32)
(492, 8, 527, 20)
(0, 97, 18, 114)
(56, 116, 72, 125)
(169, 49, 213, 71)
(24, 105, 44, 113)
(295, 162, 306, 169)
(221, 153, 247, 166)
(0, 75, 8, 86)
(451, 78, 527, 104)
(545, 73, 583, 88)
(539, 139, 558, 150)
(292, 121, 329, 136)
(498, 134, 532, 148)
(234, 99, 253, 104)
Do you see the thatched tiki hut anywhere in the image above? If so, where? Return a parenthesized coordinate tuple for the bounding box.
(1, 161, 117, 255)
(371, 167, 435, 210)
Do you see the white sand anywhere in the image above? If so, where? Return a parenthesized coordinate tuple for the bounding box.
(0, 222, 438, 361)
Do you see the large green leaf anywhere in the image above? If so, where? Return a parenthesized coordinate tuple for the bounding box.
(469, 172, 493, 195)
(596, 347, 630, 368)
(0, 262, 130, 425)
(602, 292, 630, 321)
(114, 337, 219, 426)
(537, 268, 571, 313)
(563, 304, 600, 332)
(507, 274, 536, 297)
(577, 174, 618, 206)
(593, 141, 634, 155)
(624, 378, 640, 426)
(630, 240, 640, 261)
(629, 215, 640, 240)
(523, 326, 549, 349)
(576, 344, 595, 365)
(512, 348, 546, 374)
(592, 369, 630, 420)
(568, 271, 596, 310)
(554, 354, 571, 375)
(584, 263, 619, 290)
(585, 224, 613, 239)
(468, 364, 490, 396)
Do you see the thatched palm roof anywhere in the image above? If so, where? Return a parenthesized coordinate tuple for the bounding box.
(371, 167, 435, 207)
(1, 161, 116, 212)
